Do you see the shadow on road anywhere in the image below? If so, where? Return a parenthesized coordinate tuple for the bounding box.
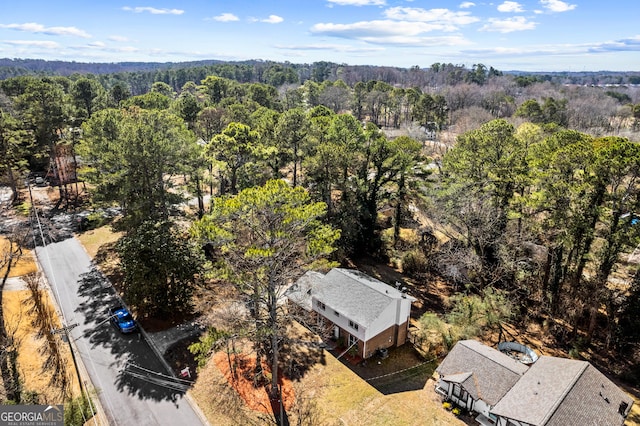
(75, 266, 188, 403)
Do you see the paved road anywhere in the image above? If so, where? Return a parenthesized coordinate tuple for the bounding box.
(36, 237, 204, 426)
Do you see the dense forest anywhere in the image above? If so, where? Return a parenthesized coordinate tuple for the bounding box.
(2, 59, 640, 402)
(2, 57, 640, 90)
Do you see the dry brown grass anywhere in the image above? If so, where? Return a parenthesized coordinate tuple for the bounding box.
(76, 225, 123, 259)
(0, 237, 37, 277)
(628, 400, 640, 425)
(190, 342, 463, 426)
(2, 289, 80, 404)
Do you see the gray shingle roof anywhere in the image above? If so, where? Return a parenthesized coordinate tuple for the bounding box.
(445, 344, 635, 426)
(287, 268, 415, 328)
(491, 356, 588, 425)
(313, 269, 415, 327)
(492, 355, 633, 426)
(546, 363, 633, 426)
(284, 270, 324, 311)
(436, 340, 529, 405)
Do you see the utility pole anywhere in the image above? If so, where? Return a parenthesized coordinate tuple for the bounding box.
(29, 176, 97, 423)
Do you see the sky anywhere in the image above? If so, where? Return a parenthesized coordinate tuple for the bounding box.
(1, 0, 639, 72)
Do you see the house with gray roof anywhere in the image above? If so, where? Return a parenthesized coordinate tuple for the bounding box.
(286, 268, 416, 359)
(435, 340, 633, 426)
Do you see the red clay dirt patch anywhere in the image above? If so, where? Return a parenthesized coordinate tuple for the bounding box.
(212, 352, 295, 415)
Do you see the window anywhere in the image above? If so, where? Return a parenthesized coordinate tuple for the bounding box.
(334, 310, 340, 317)
(316, 300, 325, 310)
(349, 320, 359, 330)
(348, 334, 358, 347)
(453, 384, 461, 398)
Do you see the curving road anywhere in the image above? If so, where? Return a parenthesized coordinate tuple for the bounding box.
(36, 237, 205, 426)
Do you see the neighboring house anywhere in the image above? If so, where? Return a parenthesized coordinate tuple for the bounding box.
(435, 340, 633, 426)
(286, 268, 416, 359)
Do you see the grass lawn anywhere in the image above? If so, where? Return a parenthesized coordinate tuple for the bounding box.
(76, 225, 123, 259)
(191, 343, 464, 426)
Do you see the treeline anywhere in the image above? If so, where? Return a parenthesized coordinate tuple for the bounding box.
(2, 58, 640, 90)
(0, 58, 474, 91)
(2, 63, 640, 385)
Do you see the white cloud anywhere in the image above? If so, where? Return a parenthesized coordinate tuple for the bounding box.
(459, 2, 475, 8)
(480, 16, 537, 33)
(74, 42, 140, 53)
(109, 35, 129, 42)
(276, 43, 385, 53)
(383, 7, 480, 27)
(588, 36, 640, 53)
(311, 19, 474, 46)
(262, 15, 284, 24)
(117, 46, 139, 52)
(327, 0, 386, 5)
(360, 35, 472, 47)
(313, 20, 442, 37)
(213, 13, 239, 22)
(463, 36, 640, 59)
(498, 1, 524, 13)
(122, 6, 184, 15)
(2, 40, 60, 49)
(0, 22, 91, 38)
(539, 0, 576, 12)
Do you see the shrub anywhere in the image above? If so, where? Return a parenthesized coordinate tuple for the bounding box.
(188, 327, 228, 368)
(402, 249, 428, 277)
(15, 201, 31, 216)
(568, 347, 582, 359)
(64, 395, 96, 425)
(82, 211, 110, 230)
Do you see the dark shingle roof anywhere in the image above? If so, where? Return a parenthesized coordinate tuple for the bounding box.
(491, 356, 587, 425)
(546, 362, 633, 426)
(436, 340, 528, 405)
(476, 353, 634, 426)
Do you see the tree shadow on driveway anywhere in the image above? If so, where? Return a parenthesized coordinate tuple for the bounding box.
(75, 266, 188, 403)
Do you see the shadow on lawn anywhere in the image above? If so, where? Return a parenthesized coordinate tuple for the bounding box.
(280, 328, 328, 381)
(332, 343, 435, 395)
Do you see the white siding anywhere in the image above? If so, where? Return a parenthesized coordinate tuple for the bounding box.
(474, 400, 491, 417)
(364, 302, 396, 340)
(313, 296, 366, 341)
(365, 297, 413, 339)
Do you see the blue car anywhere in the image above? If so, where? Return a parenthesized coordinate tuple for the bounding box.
(109, 306, 137, 333)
